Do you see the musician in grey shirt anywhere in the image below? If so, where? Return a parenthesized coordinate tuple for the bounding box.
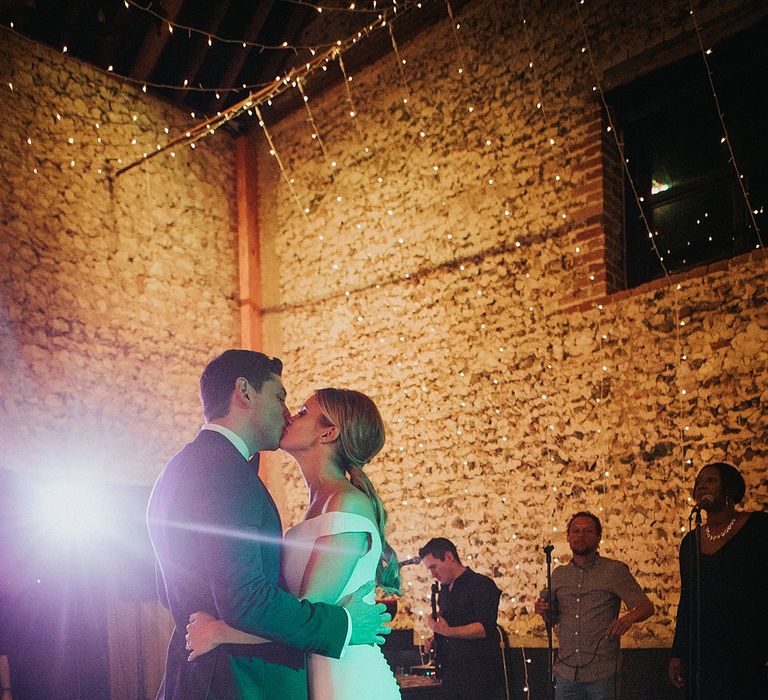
(535, 512, 654, 700)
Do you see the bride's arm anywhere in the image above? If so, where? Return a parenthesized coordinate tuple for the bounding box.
(185, 611, 269, 661)
(299, 489, 375, 604)
(299, 530, 370, 603)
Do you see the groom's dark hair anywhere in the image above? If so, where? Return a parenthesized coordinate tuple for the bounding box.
(200, 349, 283, 421)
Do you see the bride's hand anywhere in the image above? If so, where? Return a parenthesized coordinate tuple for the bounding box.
(186, 611, 223, 661)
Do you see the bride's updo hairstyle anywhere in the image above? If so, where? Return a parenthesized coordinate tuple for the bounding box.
(315, 388, 400, 594)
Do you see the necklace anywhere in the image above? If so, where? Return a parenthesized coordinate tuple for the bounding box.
(704, 516, 737, 541)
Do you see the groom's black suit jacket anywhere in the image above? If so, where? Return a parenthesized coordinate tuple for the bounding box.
(147, 430, 348, 700)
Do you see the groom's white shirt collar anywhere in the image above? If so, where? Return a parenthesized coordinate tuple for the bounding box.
(201, 423, 251, 460)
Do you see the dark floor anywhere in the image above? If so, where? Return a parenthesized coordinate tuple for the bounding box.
(383, 630, 684, 700)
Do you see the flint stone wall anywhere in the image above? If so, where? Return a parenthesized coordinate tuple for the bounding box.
(256, 0, 768, 647)
(0, 31, 240, 485)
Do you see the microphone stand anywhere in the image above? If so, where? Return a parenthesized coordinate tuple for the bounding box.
(543, 544, 555, 700)
(430, 582, 443, 679)
(687, 505, 703, 700)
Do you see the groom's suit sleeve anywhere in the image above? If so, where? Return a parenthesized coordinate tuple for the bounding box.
(191, 440, 349, 659)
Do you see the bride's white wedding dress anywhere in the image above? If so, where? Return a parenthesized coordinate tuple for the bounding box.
(282, 511, 401, 700)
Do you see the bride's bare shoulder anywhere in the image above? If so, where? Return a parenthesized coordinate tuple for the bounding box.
(325, 485, 375, 522)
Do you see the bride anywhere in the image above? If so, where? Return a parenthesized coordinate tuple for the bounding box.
(185, 388, 402, 699)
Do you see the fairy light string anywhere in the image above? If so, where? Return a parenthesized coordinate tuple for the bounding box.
(337, 53, 368, 143)
(254, 105, 309, 219)
(572, 0, 669, 279)
(517, 0, 568, 506)
(569, 3, 675, 629)
(516, 1, 612, 542)
(444, 0, 466, 78)
(4, 0, 433, 179)
(686, 4, 766, 508)
(123, 0, 401, 52)
(11, 0, 761, 650)
(514, 5, 619, 537)
(114, 0, 429, 175)
(572, 0, 702, 553)
(286, 0, 403, 13)
(337, 47, 421, 269)
(114, 44, 342, 175)
(388, 23, 414, 108)
(517, 0, 587, 232)
(687, 1, 764, 250)
(295, 78, 333, 164)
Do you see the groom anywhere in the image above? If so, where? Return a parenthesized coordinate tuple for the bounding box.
(147, 350, 391, 700)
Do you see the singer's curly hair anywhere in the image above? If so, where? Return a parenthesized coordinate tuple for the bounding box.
(567, 511, 602, 538)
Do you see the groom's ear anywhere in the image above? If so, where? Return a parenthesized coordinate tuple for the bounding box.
(319, 425, 339, 443)
(233, 377, 252, 408)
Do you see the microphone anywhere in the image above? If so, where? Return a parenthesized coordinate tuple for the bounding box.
(398, 556, 421, 567)
(691, 495, 714, 512)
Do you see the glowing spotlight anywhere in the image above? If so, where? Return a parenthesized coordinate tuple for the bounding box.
(31, 478, 112, 545)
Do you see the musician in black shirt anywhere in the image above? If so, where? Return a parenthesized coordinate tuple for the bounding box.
(419, 538, 506, 700)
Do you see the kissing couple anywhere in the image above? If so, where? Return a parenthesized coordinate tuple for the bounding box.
(148, 350, 402, 699)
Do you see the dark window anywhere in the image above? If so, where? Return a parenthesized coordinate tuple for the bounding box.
(608, 18, 768, 288)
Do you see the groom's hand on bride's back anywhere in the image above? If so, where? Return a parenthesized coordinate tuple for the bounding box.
(339, 580, 393, 645)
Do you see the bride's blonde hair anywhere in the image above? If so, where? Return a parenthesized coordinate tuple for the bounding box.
(314, 388, 400, 594)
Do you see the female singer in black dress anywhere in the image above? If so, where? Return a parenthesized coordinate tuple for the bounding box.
(668, 462, 768, 699)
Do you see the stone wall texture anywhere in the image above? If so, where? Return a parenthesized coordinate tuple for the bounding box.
(0, 0, 766, 674)
(0, 31, 243, 697)
(256, 0, 768, 648)
(0, 31, 240, 486)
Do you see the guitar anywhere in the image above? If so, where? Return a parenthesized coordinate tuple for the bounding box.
(430, 582, 444, 678)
